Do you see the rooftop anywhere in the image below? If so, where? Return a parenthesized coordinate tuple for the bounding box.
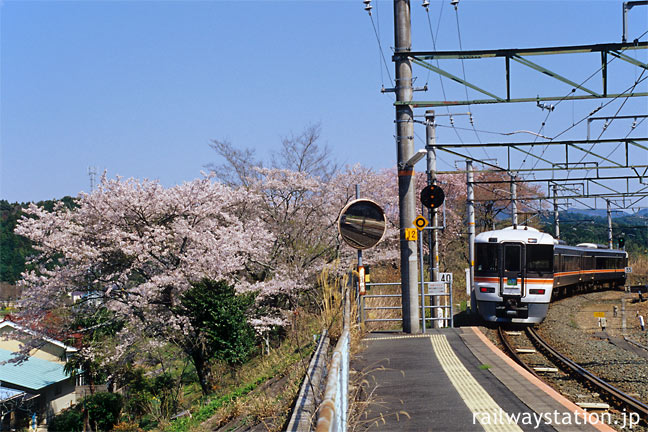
(0, 348, 70, 390)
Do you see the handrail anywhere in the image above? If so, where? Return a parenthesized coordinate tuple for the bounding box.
(315, 288, 351, 432)
(286, 329, 330, 431)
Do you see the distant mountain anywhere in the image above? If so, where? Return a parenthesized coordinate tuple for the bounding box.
(564, 208, 629, 218)
(635, 208, 648, 217)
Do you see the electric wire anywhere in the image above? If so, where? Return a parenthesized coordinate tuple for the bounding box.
(596, 68, 647, 142)
(520, 34, 648, 181)
(567, 68, 647, 181)
(453, 4, 489, 163)
(551, 28, 648, 141)
(367, 7, 394, 88)
(434, 123, 551, 138)
(422, 3, 470, 153)
(511, 52, 647, 211)
(596, 73, 648, 166)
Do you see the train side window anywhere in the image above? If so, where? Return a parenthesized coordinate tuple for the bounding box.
(564, 255, 579, 271)
(504, 244, 521, 272)
(554, 254, 560, 272)
(596, 257, 611, 269)
(476, 243, 498, 273)
(526, 245, 553, 273)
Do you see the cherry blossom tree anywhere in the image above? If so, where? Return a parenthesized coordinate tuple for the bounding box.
(15, 175, 276, 393)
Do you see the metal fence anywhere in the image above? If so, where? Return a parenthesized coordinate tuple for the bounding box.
(360, 279, 453, 330)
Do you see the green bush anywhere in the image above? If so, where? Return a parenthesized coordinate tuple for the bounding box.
(48, 408, 83, 432)
(48, 392, 123, 432)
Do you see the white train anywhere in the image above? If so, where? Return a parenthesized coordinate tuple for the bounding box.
(473, 226, 627, 324)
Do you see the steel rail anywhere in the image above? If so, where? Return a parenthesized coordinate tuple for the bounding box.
(526, 327, 648, 421)
(497, 327, 539, 378)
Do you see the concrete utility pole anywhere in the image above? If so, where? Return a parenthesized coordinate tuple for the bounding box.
(510, 175, 518, 228)
(425, 110, 439, 328)
(467, 161, 475, 309)
(553, 184, 560, 239)
(394, 0, 419, 333)
(607, 200, 614, 249)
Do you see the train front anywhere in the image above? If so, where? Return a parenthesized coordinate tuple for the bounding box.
(473, 227, 555, 324)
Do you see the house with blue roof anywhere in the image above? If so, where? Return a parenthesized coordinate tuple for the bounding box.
(0, 320, 78, 429)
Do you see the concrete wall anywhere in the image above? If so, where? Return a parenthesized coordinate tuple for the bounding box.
(0, 327, 67, 363)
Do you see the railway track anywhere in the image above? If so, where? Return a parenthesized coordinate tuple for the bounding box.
(498, 326, 648, 425)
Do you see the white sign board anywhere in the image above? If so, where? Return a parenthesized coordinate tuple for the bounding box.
(426, 282, 446, 295)
(439, 273, 453, 284)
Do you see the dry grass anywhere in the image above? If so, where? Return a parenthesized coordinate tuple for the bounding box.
(318, 260, 347, 339)
(628, 255, 648, 286)
(170, 311, 321, 432)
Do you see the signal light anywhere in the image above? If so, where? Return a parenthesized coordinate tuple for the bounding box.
(619, 238, 626, 249)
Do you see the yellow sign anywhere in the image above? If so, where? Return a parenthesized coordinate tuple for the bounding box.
(405, 228, 418, 241)
(593, 312, 605, 318)
(413, 215, 429, 231)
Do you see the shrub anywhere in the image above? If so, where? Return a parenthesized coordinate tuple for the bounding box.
(48, 392, 123, 432)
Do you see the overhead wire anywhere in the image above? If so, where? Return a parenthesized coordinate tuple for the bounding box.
(422, 1, 469, 153)
(567, 69, 647, 178)
(510, 29, 648, 212)
(551, 28, 648, 141)
(586, 68, 648, 171)
(366, 2, 394, 89)
(419, 0, 478, 177)
(452, 2, 490, 163)
(519, 33, 648, 180)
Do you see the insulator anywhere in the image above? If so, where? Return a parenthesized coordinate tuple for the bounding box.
(422, 0, 430, 8)
(365, 4, 372, 12)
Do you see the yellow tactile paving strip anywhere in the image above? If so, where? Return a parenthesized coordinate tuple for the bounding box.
(430, 334, 523, 432)
(363, 334, 433, 341)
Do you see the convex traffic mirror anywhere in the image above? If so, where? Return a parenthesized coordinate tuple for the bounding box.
(338, 199, 387, 250)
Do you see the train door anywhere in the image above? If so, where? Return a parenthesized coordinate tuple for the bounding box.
(501, 243, 524, 297)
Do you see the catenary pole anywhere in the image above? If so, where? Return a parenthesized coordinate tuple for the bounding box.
(425, 110, 439, 328)
(553, 184, 560, 239)
(394, 0, 419, 333)
(467, 160, 475, 313)
(607, 200, 613, 249)
(511, 175, 518, 228)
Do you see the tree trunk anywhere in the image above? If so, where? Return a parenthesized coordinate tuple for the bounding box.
(191, 351, 211, 395)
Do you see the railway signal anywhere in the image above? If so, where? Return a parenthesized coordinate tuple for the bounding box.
(420, 184, 445, 209)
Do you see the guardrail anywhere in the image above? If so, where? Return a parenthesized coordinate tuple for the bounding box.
(315, 289, 351, 432)
(286, 329, 330, 431)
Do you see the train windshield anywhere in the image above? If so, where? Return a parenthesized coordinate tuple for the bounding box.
(476, 243, 498, 273)
(526, 244, 553, 273)
(504, 244, 521, 272)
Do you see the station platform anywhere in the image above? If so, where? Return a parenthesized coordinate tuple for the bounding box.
(352, 327, 615, 431)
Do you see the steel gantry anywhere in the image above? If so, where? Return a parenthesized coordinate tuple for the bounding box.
(394, 41, 648, 107)
(434, 137, 648, 175)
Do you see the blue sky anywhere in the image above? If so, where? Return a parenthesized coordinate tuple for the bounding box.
(2, 0, 647, 206)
